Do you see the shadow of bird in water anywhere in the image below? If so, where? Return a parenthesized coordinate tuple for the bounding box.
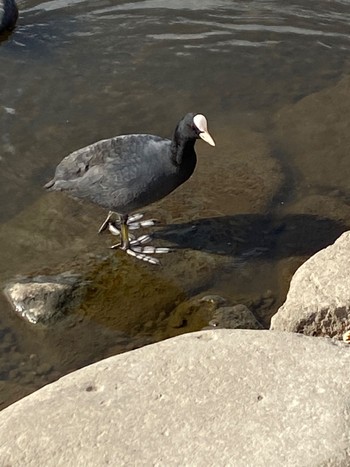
(153, 213, 348, 261)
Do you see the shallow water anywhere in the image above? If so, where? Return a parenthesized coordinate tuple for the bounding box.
(1, 0, 350, 408)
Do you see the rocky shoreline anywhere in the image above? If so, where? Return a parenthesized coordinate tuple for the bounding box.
(2, 72, 350, 465)
(0, 229, 350, 465)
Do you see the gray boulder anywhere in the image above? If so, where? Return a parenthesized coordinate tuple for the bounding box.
(1, 329, 350, 466)
(271, 231, 350, 337)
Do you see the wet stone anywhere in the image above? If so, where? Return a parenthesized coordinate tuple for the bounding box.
(207, 304, 263, 330)
(3, 273, 87, 325)
(162, 292, 268, 339)
(166, 294, 227, 337)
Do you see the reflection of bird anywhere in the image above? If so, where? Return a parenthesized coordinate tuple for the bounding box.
(0, 0, 18, 33)
(45, 113, 215, 264)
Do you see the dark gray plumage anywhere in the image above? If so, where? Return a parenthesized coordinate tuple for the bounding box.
(0, 0, 18, 33)
(45, 113, 215, 263)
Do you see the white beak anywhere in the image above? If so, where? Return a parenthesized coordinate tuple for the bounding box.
(193, 114, 216, 147)
(199, 131, 216, 146)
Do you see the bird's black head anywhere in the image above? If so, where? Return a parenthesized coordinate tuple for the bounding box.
(176, 113, 216, 146)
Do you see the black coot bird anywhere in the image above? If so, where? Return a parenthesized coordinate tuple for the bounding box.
(45, 113, 215, 264)
(0, 0, 18, 33)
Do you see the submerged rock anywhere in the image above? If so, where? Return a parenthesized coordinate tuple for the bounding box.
(160, 293, 226, 339)
(163, 294, 262, 339)
(273, 75, 350, 194)
(208, 304, 263, 330)
(4, 273, 86, 325)
(271, 231, 350, 338)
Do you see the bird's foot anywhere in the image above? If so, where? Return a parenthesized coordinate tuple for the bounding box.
(111, 234, 171, 265)
(123, 213, 158, 231)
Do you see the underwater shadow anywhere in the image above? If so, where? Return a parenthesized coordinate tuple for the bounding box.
(153, 213, 348, 261)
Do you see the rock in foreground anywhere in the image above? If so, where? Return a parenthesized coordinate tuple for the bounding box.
(271, 231, 350, 337)
(0, 330, 350, 466)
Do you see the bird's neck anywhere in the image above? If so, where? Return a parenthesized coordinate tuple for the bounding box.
(3, 0, 16, 10)
(170, 138, 196, 166)
(1, 0, 18, 27)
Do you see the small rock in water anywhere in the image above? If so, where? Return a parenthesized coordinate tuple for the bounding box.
(4, 273, 87, 325)
(167, 293, 227, 333)
(207, 304, 263, 330)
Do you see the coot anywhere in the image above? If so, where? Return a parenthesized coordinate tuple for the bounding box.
(0, 0, 18, 33)
(45, 113, 215, 264)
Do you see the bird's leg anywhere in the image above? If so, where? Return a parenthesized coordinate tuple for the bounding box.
(100, 212, 157, 236)
(120, 215, 130, 250)
(109, 214, 138, 251)
(110, 214, 171, 265)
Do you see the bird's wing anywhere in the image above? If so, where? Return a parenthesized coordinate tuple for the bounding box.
(46, 136, 124, 186)
(45, 134, 173, 209)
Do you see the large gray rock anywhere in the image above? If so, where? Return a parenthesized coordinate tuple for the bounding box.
(271, 231, 350, 337)
(1, 329, 350, 466)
